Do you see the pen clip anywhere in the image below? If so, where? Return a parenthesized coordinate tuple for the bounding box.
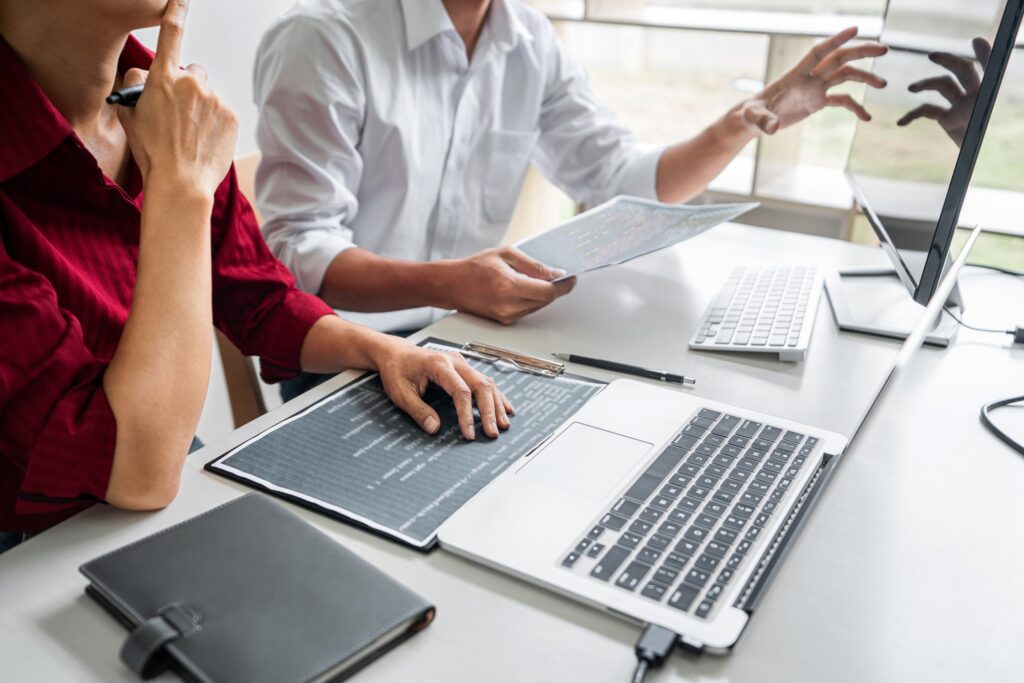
(460, 342, 565, 378)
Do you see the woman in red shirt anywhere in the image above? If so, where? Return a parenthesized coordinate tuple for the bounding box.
(0, 0, 512, 549)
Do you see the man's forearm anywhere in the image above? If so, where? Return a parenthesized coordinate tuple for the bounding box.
(656, 104, 758, 204)
(319, 247, 459, 312)
(298, 313, 404, 374)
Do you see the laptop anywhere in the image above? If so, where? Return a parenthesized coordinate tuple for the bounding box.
(437, 225, 980, 653)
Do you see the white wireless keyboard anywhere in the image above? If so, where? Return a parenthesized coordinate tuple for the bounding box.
(689, 265, 823, 362)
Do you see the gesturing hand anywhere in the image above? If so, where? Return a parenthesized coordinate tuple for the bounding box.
(116, 0, 238, 196)
(444, 246, 577, 325)
(376, 345, 513, 440)
(739, 26, 888, 135)
(897, 37, 991, 147)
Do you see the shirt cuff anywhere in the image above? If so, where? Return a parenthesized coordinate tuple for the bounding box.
(257, 290, 335, 383)
(267, 224, 356, 296)
(615, 144, 667, 201)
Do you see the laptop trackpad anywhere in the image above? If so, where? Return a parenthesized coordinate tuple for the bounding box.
(517, 423, 652, 502)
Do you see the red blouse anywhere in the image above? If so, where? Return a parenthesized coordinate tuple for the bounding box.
(0, 35, 333, 532)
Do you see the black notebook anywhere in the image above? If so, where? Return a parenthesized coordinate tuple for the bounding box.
(79, 493, 434, 682)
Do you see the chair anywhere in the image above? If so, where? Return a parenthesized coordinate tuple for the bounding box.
(216, 152, 268, 428)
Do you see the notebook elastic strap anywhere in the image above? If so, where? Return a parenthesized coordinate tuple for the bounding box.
(121, 603, 202, 679)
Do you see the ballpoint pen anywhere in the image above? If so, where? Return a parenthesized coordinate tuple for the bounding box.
(106, 83, 145, 106)
(552, 353, 696, 385)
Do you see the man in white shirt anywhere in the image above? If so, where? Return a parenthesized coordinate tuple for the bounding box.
(254, 0, 885, 398)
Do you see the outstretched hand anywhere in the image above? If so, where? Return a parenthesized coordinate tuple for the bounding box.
(897, 37, 991, 147)
(739, 27, 888, 135)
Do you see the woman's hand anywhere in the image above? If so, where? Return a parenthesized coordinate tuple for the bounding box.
(116, 0, 237, 196)
(374, 343, 514, 441)
(738, 27, 888, 135)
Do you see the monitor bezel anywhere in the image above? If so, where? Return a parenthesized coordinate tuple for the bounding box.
(845, 0, 1024, 305)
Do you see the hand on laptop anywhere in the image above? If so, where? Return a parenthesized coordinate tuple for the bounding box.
(897, 37, 991, 147)
(441, 247, 577, 325)
(375, 342, 513, 441)
(737, 26, 888, 135)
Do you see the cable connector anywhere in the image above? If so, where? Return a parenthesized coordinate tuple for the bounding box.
(1013, 326, 1024, 344)
(631, 623, 679, 683)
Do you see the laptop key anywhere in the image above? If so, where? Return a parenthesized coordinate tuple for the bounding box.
(637, 547, 662, 565)
(737, 420, 761, 438)
(601, 513, 628, 531)
(617, 532, 643, 549)
(562, 551, 581, 567)
(575, 538, 592, 553)
(639, 507, 664, 523)
(705, 584, 724, 601)
(654, 566, 679, 585)
(658, 521, 683, 538)
(616, 561, 653, 591)
(728, 435, 750, 448)
(668, 584, 701, 612)
(591, 546, 631, 581)
(682, 424, 706, 438)
(673, 434, 699, 450)
(761, 426, 783, 442)
(698, 409, 722, 421)
(678, 496, 701, 512)
(678, 463, 701, 477)
(623, 474, 661, 504)
(695, 513, 718, 529)
(695, 600, 714, 619)
(669, 473, 692, 488)
(647, 446, 688, 479)
(713, 489, 736, 505)
(720, 479, 742, 493)
(782, 430, 804, 444)
(660, 483, 684, 499)
(588, 525, 605, 539)
(703, 500, 727, 517)
(650, 496, 673, 511)
(684, 568, 711, 588)
(666, 509, 692, 526)
(587, 543, 605, 558)
(629, 519, 653, 536)
(647, 534, 672, 552)
(691, 416, 715, 430)
(704, 540, 730, 558)
(641, 581, 668, 602)
(674, 539, 700, 557)
(725, 553, 744, 570)
(717, 569, 734, 585)
(695, 554, 720, 572)
(683, 526, 709, 543)
(712, 415, 741, 436)
(688, 485, 711, 500)
(663, 552, 690, 570)
(612, 499, 641, 517)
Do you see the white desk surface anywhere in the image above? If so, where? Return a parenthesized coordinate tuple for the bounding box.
(2, 224, 1022, 682)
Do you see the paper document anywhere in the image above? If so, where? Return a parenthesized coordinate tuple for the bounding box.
(517, 196, 757, 279)
(207, 339, 604, 549)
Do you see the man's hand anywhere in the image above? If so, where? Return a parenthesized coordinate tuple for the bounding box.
(738, 26, 888, 136)
(374, 344, 513, 441)
(440, 246, 577, 325)
(897, 37, 991, 147)
(116, 0, 238, 196)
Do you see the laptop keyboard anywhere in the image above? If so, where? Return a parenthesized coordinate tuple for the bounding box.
(560, 408, 820, 621)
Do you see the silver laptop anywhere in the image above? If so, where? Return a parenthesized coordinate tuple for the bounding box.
(436, 227, 979, 653)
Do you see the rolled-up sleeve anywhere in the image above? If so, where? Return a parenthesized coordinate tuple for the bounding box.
(532, 22, 666, 207)
(0, 241, 116, 521)
(253, 15, 367, 296)
(210, 167, 334, 383)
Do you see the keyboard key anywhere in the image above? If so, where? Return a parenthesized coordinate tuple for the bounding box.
(575, 538, 592, 552)
(678, 496, 701, 512)
(612, 499, 641, 517)
(682, 424, 706, 438)
(658, 521, 683, 538)
(713, 454, 735, 468)
(698, 409, 722, 420)
(623, 474, 661, 504)
(673, 434, 699, 450)
(617, 532, 643, 549)
(733, 503, 755, 518)
(753, 513, 771, 527)
(696, 443, 717, 457)
(723, 514, 747, 531)
(704, 540, 730, 558)
(588, 525, 605, 539)
(650, 495, 673, 511)
(647, 534, 672, 552)
(637, 547, 662, 565)
(639, 507, 664, 523)
(666, 508, 692, 526)
(720, 479, 742, 493)
(761, 500, 779, 515)
(684, 526, 709, 543)
(713, 415, 741, 436)
(715, 527, 739, 544)
(678, 463, 701, 477)
(728, 435, 750, 448)
(725, 553, 744, 570)
(737, 457, 758, 471)
(703, 500, 727, 517)
(727, 468, 751, 483)
(629, 519, 653, 536)
(587, 543, 605, 558)
(748, 479, 770, 494)
(674, 539, 700, 557)
(663, 552, 690, 570)
(691, 416, 715, 430)
(669, 473, 692, 488)
(762, 459, 784, 473)
(761, 426, 783, 442)
(735, 539, 753, 555)
(755, 470, 779, 485)
(696, 474, 717, 488)
(653, 566, 679, 585)
(616, 561, 653, 591)
(722, 444, 743, 458)
(668, 584, 701, 612)
(713, 489, 736, 504)
(695, 554, 720, 572)
(684, 568, 711, 588)
(705, 464, 728, 479)
(744, 526, 763, 542)
(717, 569, 734, 585)
(774, 440, 796, 453)
(737, 420, 761, 438)
(694, 513, 718, 529)
(641, 581, 668, 602)
(782, 430, 804, 444)
(660, 483, 684, 499)
(686, 452, 709, 466)
(562, 551, 581, 567)
(702, 434, 725, 447)
(705, 584, 724, 601)
(601, 513, 628, 531)
(688, 485, 711, 500)
(647, 446, 688, 479)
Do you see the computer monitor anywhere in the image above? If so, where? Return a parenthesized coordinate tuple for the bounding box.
(842, 0, 1024, 311)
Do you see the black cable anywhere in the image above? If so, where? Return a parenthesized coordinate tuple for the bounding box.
(981, 395, 1024, 456)
(943, 307, 1017, 336)
(965, 262, 1024, 278)
(631, 623, 679, 683)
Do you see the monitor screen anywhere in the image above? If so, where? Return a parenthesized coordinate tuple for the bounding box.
(846, 0, 1023, 304)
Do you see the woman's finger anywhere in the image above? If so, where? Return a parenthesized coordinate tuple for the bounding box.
(897, 103, 947, 127)
(492, 384, 510, 430)
(152, 0, 189, 74)
(908, 75, 965, 104)
(929, 52, 980, 92)
(185, 63, 208, 86)
(429, 358, 476, 440)
(388, 380, 442, 435)
(794, 26, 859, 73)
(811, 42, 888, 77)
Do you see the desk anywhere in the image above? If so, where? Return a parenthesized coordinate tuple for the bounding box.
(1, 224, 1022, 682)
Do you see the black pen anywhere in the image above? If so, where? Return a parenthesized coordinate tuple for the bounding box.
(552, 353, 696, 385)
(106, 83, 145, 106)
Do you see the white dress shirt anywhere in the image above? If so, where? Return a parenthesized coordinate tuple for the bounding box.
(254, 0, 664, 331)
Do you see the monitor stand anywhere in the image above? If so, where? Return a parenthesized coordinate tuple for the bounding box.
(824, 266, 962, 347)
